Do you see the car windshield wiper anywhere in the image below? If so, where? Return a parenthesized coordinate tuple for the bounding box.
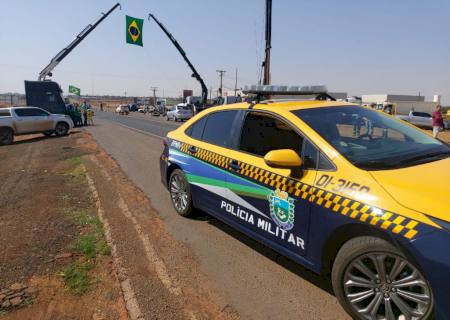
(353, 151, 450, 170)
(398, 151, 450, 165)
(352, 159, 401, 170)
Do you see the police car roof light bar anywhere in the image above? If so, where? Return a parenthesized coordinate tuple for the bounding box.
(242, 85, 336, 102)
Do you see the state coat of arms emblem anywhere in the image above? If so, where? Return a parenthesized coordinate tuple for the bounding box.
(268, 189, 295, 230)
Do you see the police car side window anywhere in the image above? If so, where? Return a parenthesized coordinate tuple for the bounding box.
(318, 152, 335, 170)
(201, 111, 238, 147)
(302, 140, 318, 169)
(185, 116, 207, 140)
(239, 112, 303, 157)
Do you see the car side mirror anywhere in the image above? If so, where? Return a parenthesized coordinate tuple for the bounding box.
(264, 149, 303, 169)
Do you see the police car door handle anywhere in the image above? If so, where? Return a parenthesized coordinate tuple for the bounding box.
(229, 160, 241, 171)
(188, 146, 197, 154)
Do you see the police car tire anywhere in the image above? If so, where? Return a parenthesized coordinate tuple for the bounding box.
(331, 236, 434, 320)
(169, 169, 193, 217)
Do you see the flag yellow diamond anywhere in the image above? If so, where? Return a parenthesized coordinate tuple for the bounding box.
(128, 20, 140, 42)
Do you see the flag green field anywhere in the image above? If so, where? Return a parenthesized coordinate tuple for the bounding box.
(126, 15, 143, 46)
(68, 85, 81, 96)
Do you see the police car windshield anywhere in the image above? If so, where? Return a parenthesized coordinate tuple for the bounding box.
(293, 106, 449, 170)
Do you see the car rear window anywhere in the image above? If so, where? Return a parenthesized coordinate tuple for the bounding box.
(185, 116, 207, 140)
(185, 111, 238, 148)
(201, 111, 238, 147)
(0, 110, 11, 117)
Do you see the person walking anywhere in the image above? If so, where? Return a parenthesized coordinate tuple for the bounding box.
(432, 105, 444, 138)
(100, 102, 104, 112)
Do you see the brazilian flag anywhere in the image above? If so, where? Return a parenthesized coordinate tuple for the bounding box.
(69, 85, 81, 96)
(126, 15, 143, 46)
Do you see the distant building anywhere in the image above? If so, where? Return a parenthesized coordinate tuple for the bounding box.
(362, 94, 425, 104)
(362, 94, 438, 115)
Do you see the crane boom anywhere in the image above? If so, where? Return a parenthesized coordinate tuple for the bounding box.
(38, 3, 121, 81)
(148, 13, 208, 105)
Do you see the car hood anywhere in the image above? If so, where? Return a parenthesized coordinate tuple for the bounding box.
(370, 157, 450, 222)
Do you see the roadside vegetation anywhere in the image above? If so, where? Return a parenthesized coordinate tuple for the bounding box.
(61, 157, 111, 295)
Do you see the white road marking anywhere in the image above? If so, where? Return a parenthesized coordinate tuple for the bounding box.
(86, 172, 144, 320)
(88, 155, 198, 319)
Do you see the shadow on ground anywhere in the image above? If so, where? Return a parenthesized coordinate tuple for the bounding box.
(189, 209, 335, 295)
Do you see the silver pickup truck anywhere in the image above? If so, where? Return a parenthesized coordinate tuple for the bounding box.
(0, 107, 74, 145)
(396, 111, 449, 129)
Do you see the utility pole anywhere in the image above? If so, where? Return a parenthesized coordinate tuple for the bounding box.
(216, 69, 226, 97)
(150, 86, 158, 109)
(262, 0, 272, 85)
(234, 68, 238, 96)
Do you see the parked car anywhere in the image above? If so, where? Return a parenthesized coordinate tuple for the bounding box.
(166, 104, 194, 122)
(138, 106, 148, 113)
(0, 107, 74, 145)
(138, 105, 154, 113)
(128, 104, 138, 112)
(161, 101, 450, 320)
(396, 111, 449, 129)
(115, 105, 129, 115)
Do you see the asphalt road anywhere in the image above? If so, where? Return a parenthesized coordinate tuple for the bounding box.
(88, 111, 349, 320)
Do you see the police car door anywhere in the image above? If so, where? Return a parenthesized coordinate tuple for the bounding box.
(182, 110, 241, 213)
(222, 111, 317, 257)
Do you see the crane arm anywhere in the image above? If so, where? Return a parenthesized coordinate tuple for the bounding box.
(38, 3, 121, 81)
(148, 13, 208, 105)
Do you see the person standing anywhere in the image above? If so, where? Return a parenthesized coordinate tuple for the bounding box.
(81, 100, 89, 126)
(100, 102, 104, 112)
(432, 105, 444, 138)
(73, 103, 82, 127)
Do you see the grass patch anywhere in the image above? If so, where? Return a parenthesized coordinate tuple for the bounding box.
(66, 165, 86, 183)
(62, 261, 93, 295)
(72, 234, 97, 259)
(60, 159, 112, 295)
(70, 209, 110, 259)
(67, 156, 82, 166)
(97, 239, 111, 256)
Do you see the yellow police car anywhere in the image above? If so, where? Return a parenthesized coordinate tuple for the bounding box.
(160, 87, 450, 320)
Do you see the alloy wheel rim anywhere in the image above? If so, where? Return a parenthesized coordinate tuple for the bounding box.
(170, 174, 188, 212)
(344, 252, 432, 320)
(56, 125, 65, 134)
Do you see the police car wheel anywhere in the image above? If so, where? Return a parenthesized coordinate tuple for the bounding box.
(169, 169, 193, 217)
(332, 236, 433, 320)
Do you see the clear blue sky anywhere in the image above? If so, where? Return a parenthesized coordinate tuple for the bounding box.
(1, 0, 449, 103)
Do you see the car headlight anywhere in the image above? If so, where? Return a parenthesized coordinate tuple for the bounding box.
(427, 216, 450, 233)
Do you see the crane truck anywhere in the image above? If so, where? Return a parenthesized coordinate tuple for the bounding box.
(24, 3, 121, 114)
